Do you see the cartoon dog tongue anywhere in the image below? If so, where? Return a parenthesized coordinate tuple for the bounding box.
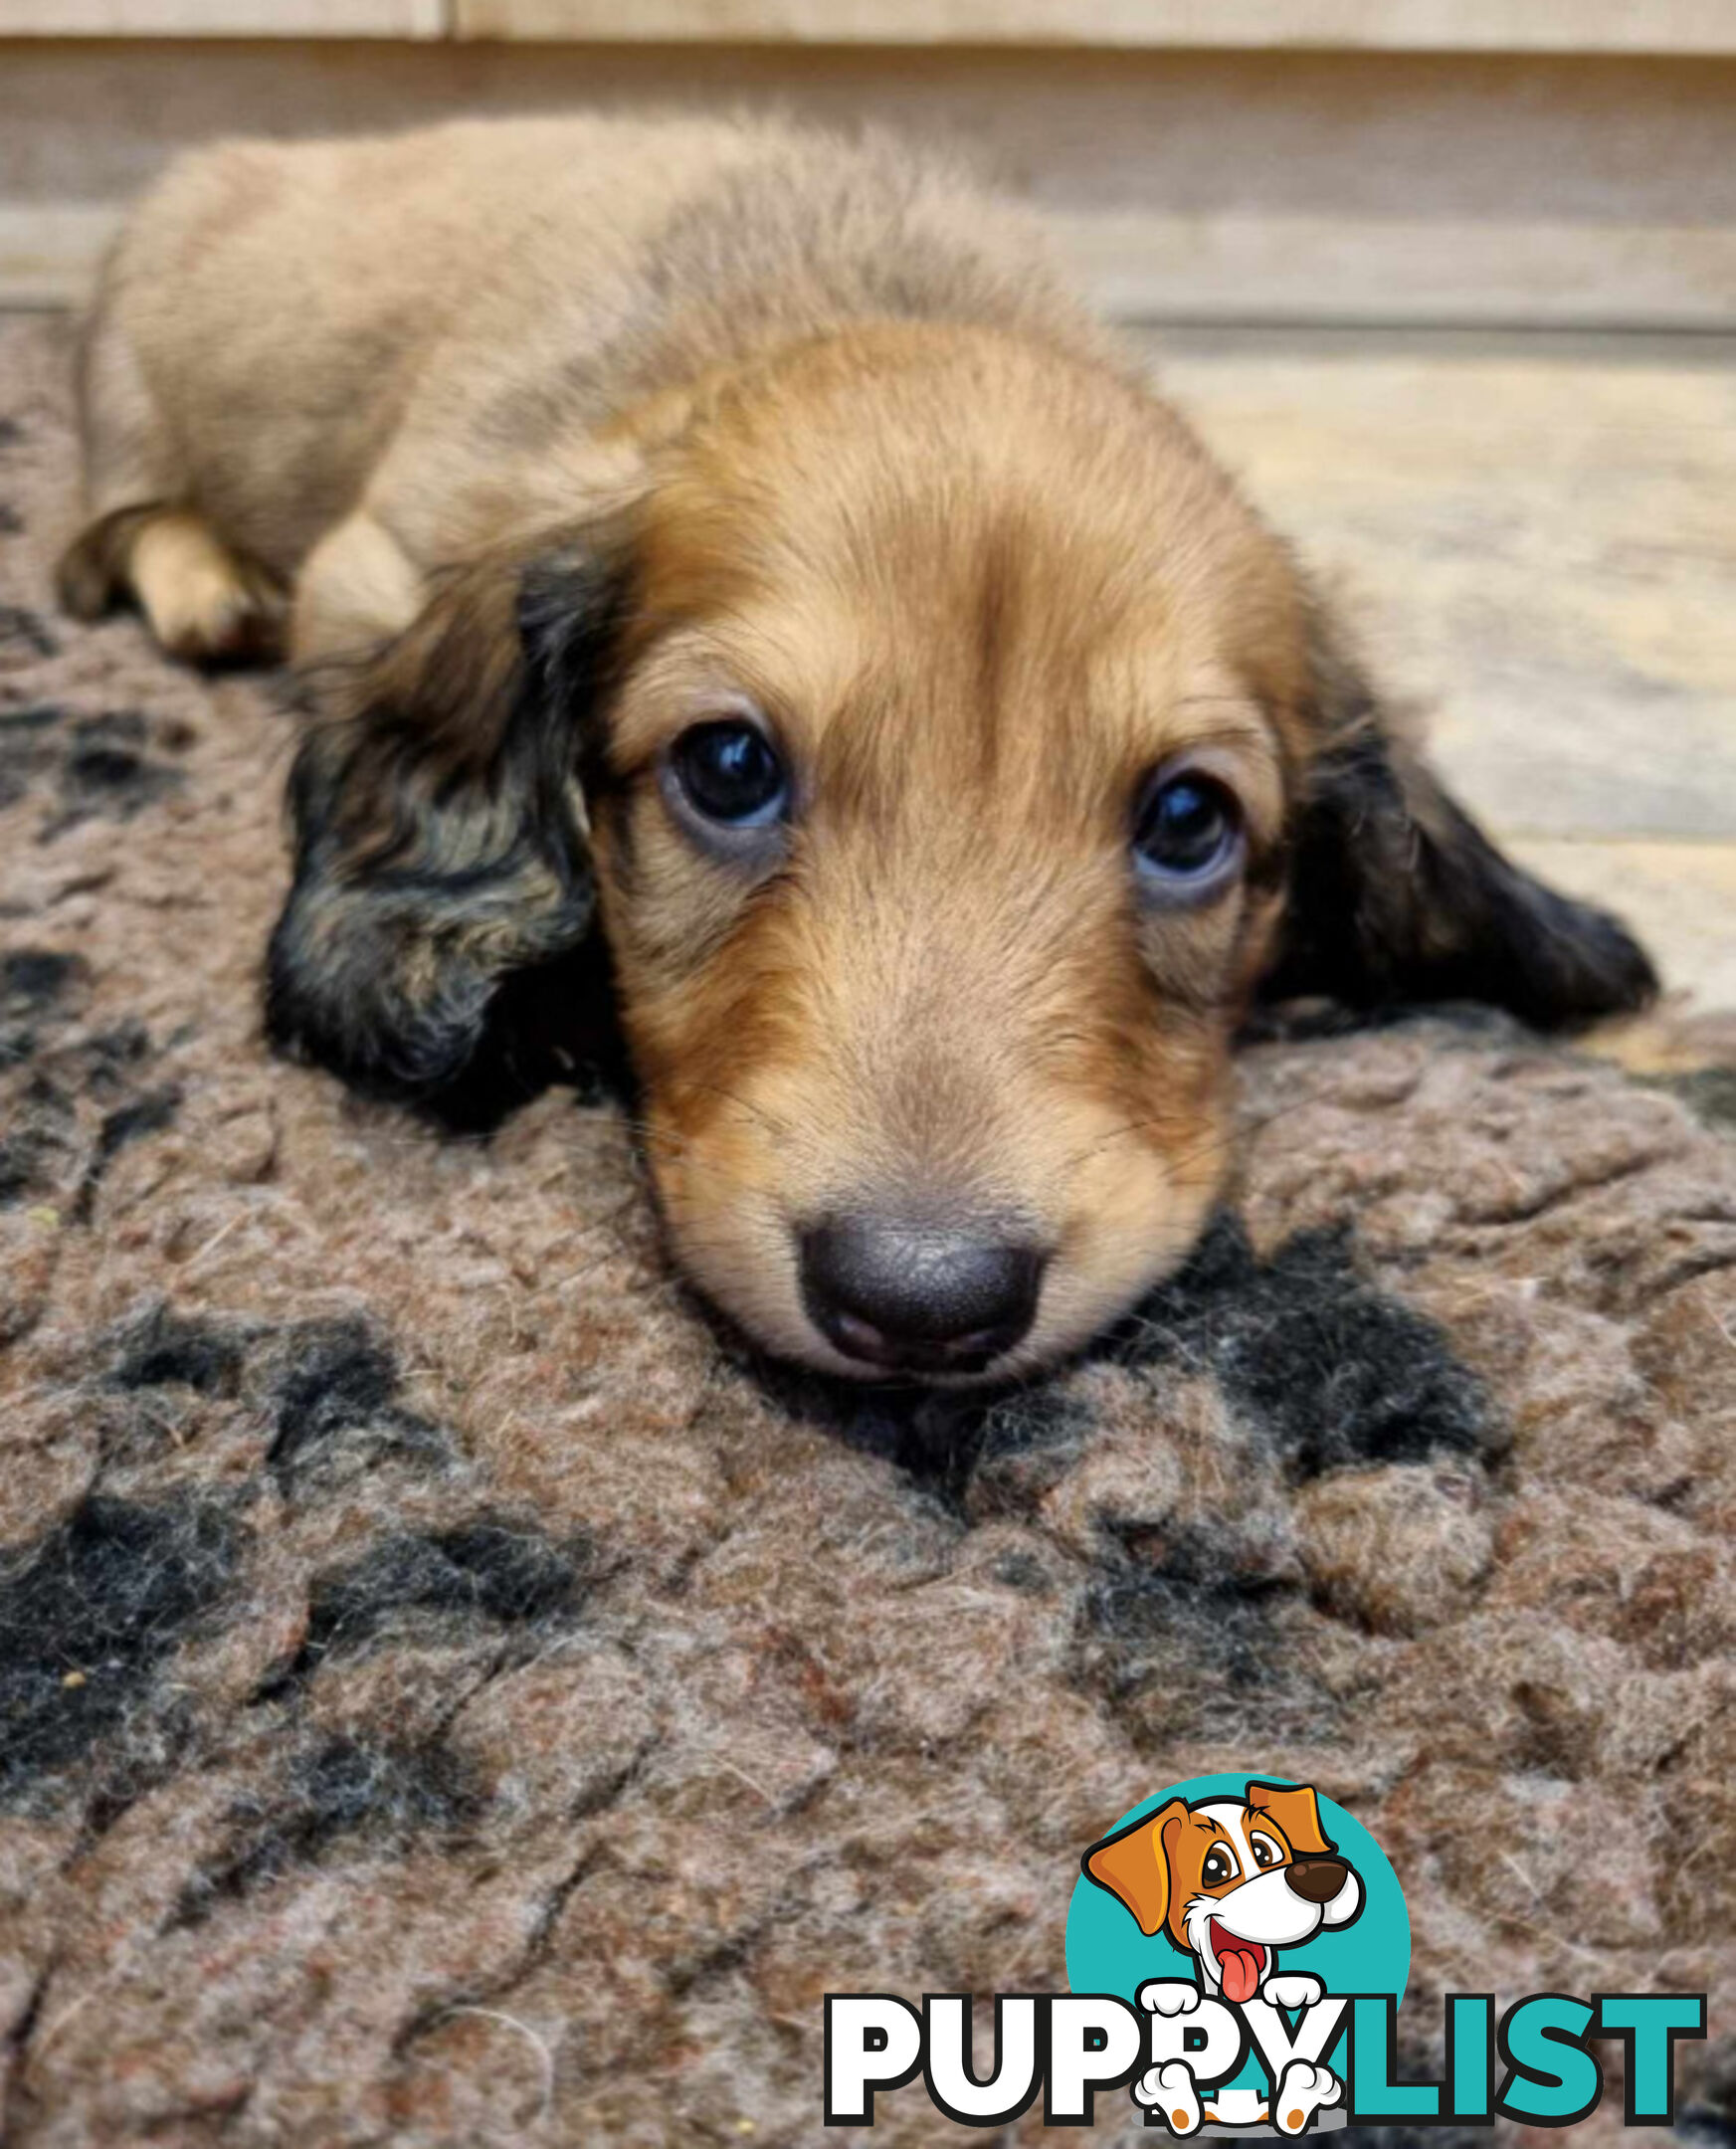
(1218, 1940, 1263, 2004)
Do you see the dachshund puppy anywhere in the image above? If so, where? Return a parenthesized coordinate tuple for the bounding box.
(60, 115, 1654, 1381)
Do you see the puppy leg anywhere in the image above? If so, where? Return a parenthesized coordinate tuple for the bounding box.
(134, 509, 285, 662)
(59, 504, 285, 664)
(289, 509, 425, 668)
(58, 304, 285, 664)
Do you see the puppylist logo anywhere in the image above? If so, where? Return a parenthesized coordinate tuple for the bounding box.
(825, 1773, 1706, 2133)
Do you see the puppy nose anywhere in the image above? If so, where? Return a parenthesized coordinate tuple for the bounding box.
(1284, 1858, 1348, 1904)
(799, 1215, 1044, 1373)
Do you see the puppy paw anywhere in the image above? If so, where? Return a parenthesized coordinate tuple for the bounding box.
(153, 558, 283, 665)
(1137, 1979, 1203, 2017)
(1265, 1973, 1325, 2011)
(1273, 2059, 1342, 2134)
(1135, 2059, 1202, 2135)
(131, 511, 285, 667)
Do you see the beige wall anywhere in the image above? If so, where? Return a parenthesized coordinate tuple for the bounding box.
(6, 1, 1736, 46)
(2, 15, 1734, 325)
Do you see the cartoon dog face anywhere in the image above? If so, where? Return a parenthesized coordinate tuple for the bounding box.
(1084, 1781, 1363, 2004)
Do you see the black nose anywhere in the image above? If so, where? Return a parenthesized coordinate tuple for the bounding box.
(1285, 1857, 1349, 1905)
(799, 1215, 1044, 1373)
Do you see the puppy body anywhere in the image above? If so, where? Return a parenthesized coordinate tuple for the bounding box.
(63, 115, 1655, 1380)
(67, 115, 1106, 660)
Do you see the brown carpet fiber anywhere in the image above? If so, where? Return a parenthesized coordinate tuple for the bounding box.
(2, 315, 1735, 2145)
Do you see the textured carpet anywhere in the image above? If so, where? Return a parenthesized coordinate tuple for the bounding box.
(3, 313, 1735, 2146)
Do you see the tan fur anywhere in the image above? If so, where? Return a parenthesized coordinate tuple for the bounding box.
(57, 502, 283, 660)
(594, 325, 1298, 1370)
(63, 113, 1655, 1379)
(66, 115, 1098, 648)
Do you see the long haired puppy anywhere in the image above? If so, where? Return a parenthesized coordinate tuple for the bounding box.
(60, 115, 1655, 1381)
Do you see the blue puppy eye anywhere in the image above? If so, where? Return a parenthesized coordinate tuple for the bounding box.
(670, 720, 788, 829)
(1132, 770, 1243, 897)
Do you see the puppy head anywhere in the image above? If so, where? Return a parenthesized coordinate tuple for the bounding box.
(268, 323, 1654, 1379)
(594, 328, 1308, 1378)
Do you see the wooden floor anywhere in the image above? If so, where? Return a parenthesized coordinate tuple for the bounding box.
(1142, 325, 1736, 1009)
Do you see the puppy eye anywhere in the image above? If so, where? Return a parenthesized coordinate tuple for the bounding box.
(1251, 1835, 1282, 1868)
(669, 719, 788, 829)
(1132, 769, 1243, 899)
(1202, 1847, 1239, 1887)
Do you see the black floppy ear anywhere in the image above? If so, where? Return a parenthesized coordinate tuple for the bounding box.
(265, 536, 626, 1105)
(1262, 613, 1657, 1028)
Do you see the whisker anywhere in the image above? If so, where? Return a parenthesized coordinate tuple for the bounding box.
(673, 1076, 799, 1144)
(1059, 1065, 1355, 1186)
(1169, 1073, 1357, 1182)
(624, 1124, 769, 1186)
(1058, 1112, 1190, 1174)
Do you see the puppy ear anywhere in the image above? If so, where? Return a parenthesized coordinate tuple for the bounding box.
(1245, 1780, 1334, 1859)
(1263, 612, 1656, 1029)
(1082, 1797, 1189, 1938)
(266, 532, 627, 1104)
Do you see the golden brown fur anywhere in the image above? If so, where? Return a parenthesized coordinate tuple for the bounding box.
(61, 113, 1655, 1380)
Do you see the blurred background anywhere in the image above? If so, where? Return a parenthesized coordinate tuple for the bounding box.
(2, 0, 1731, 1004)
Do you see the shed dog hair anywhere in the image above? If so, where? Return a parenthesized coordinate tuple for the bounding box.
(61, 114, 1656, 1381)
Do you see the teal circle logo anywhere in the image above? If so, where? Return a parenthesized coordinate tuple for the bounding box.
(1066, 1774, 1410, 2130)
